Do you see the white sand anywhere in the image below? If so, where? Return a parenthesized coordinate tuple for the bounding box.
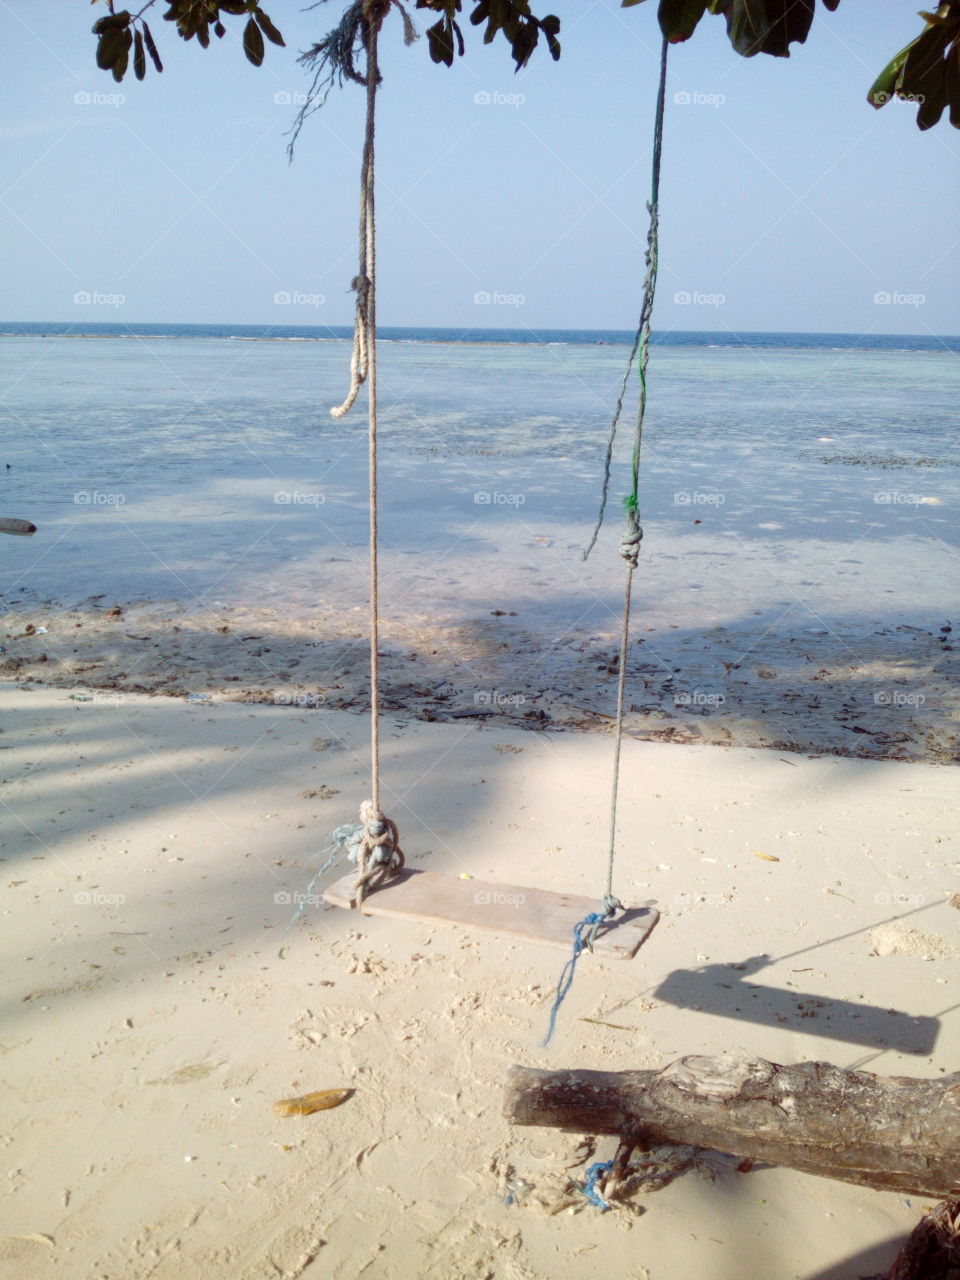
(1, 683, 958, 1280)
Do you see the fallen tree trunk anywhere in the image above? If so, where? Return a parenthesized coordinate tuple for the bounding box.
(504, 1055, 960, 1198)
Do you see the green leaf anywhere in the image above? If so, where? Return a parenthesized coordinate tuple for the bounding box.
(133, 28, 146, 80)
(142, 21, 163, 73)
(899, 23, 951, 97)
(621, 0, 648, 7)
(724, 0, 815, 60)
(916, 62, 948, 129)
(196, 21, 210, 49)
(96, 27, 127, 71)
(243, 15, 265, 66)
(510, 20, 539, 69)
(947, 45, 960, 128)
(255, 9, 285, 47)
(92, 11, 131, 36)
(426, 17, 455, 65)
(867, 42, 913, 108)
(658, 0, 708, 43)
(111, 28, 132, 81)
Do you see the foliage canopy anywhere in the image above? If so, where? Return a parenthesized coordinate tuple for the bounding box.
(91, 0, 960, 131)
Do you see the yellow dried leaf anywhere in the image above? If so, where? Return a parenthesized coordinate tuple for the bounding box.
(752, 850, 780, 863)
(273, 1088, 351, 1117)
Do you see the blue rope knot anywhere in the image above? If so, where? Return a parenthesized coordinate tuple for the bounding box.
(582, 1159, 614, 1211)
(543, 908, 615, 1046)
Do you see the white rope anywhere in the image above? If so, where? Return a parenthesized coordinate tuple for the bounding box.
(329, 4, 402, 901)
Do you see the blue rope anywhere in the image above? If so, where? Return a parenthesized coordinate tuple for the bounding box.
(285, 822, 363, 931)
(581, 1160, 614, 1211)
(543, 911, 607, 1046)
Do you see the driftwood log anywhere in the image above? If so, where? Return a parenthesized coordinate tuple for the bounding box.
(504, 1054, 960, 1198)
(885, 1199, 960, 1280)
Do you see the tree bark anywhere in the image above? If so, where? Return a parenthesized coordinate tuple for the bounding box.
(504, 1055, 960, 1198)
(885, 1200, 960, 1279)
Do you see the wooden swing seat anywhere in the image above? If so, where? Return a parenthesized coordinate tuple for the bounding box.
(324, 867, 659, 959)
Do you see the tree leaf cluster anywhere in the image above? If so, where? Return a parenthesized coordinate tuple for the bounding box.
(867, 3, 960, 131)
(624, 0, 840, 57)
(624, 0, 960, 130)
(415, 1, 560, 71)
(91, 0, 960, 131)
(91, 1, 284, 82)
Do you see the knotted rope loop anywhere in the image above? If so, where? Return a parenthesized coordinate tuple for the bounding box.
(585, 893, 623, 951)
(331, 273, 371, 419)
(353, 798, 404, 905)
(581, 1159, 615, 1212)
(619, 512, 643, 568)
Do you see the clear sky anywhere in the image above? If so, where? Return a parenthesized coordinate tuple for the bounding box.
(1, 0, 958, 335)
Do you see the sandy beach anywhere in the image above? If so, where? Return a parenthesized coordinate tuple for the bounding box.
(1, 328, 957, 1278)
(2, 682, 958, 1279)
(1, 589, 957, 764)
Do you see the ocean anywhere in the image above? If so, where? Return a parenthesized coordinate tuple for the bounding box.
(1, 322, 957, 756)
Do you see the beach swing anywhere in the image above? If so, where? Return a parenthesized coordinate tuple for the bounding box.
(321, 8, 666, 980)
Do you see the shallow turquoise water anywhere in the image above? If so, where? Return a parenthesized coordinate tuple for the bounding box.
(1, 331, 957, 633)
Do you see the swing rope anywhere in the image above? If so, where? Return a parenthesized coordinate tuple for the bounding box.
(331, 1, 404, 906)
(545, 38, 669, 1038)
(589, 35, 668, 931)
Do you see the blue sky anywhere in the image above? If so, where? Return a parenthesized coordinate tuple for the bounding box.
(1, 0, 958, 334)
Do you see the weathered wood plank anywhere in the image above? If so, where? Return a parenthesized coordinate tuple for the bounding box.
(504, 1055, 960, 1197)
(323, 868, 659, 959)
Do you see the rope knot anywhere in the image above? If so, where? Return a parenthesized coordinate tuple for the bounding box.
(353, 799, 404, 905)
(619, 511, 643, 568)
(351, 273, 371, 307)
